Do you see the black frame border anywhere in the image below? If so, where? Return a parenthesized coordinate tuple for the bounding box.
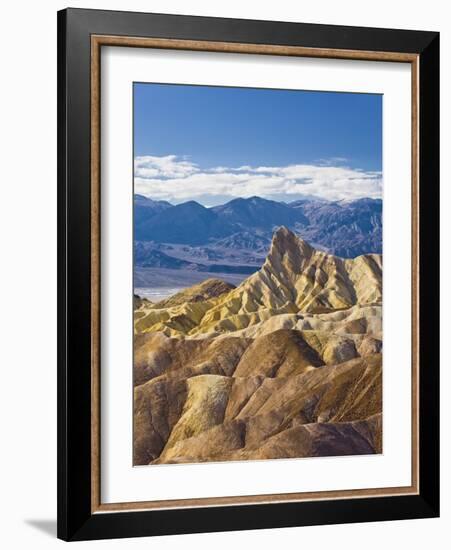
(57, 8, 439, 541)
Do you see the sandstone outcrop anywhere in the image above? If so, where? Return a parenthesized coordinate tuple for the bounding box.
(135, 227, 382, 337)
(133, 228, 383, 465)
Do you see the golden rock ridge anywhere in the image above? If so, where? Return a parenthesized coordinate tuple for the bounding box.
(135, 227, 382, 337)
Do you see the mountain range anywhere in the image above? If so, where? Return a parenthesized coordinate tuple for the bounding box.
(135, 226, 382, 337)
(133, 228, 382, 465)
(134, 195, 382, 276)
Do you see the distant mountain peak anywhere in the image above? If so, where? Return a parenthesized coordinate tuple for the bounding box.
(135, 195, 382, 257)
(212, 196, 308, 230)
(134, 194, 172, 206)
(179, 200, 205, 208)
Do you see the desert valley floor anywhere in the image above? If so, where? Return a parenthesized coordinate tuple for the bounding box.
(133, 227, 382, 465)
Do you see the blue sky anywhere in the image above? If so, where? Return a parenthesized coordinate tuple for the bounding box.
(134, 83, 382, 206)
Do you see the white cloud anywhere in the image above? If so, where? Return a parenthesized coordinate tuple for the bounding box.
(134, 155, 382, 205)
(134, 155, 198, 179)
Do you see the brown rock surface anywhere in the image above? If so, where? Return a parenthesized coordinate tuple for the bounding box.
(233, 329, 324, 378)
(134, 349, 382, 465)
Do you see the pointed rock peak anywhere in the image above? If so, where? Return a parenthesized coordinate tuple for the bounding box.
(272, 225, 294, 240)
(264, 227, 315, 274)
(270, 226, 313, 255)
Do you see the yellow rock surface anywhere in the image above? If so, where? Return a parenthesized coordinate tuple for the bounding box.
(135, 228, 382, 338)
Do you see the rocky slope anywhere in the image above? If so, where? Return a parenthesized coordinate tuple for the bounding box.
(134, 349, 382, 465)
(291, 197, 382, 257)
(133, 228, 382, 465)
(134, 227, 382, 337)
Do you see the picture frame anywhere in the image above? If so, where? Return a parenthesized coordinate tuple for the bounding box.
(57, 7, 439, 541)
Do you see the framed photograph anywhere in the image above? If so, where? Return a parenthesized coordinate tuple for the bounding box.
(57, 8, 439, 541)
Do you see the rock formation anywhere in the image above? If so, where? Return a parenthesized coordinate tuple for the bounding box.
(135, 227, 382, 337)
(133, 227, 382, 465)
